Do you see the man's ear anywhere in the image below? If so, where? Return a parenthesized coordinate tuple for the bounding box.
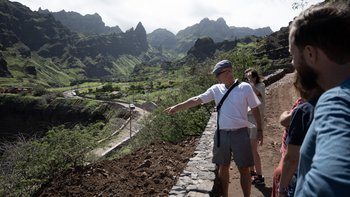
(304, 45, 318, 65)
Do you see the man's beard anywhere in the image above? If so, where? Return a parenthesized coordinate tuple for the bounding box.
(295, 56, 319, 91)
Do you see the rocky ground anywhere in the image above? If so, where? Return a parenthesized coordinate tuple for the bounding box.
(35, 137, 200, 197)
(35, 72, 297, 197)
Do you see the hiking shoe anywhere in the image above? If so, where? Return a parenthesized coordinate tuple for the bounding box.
(252, 176, 265, 185)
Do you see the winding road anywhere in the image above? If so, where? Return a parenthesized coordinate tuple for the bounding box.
(63, 89, 150, 159)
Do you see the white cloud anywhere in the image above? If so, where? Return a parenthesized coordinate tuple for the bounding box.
(11, 0, 324, 34)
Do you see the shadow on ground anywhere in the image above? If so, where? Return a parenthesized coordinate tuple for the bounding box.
(255, 183, 272, 196)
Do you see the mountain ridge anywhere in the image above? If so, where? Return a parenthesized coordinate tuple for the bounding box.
(40, 9, 273, 52)
(0, 0, 288, 89)
(38, 8, 123, 35)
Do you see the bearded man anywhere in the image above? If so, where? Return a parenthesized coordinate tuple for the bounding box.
(288, 1, 350, 196)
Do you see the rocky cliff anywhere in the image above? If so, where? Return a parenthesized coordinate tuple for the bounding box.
(0, 0, 149, 85)
(38, 9, 123, 35)
(0, 94, 128, 141)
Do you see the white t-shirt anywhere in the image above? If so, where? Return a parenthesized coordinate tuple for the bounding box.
(248, 82, 266, 114)
(198, 80, 261, 130)
(247, 82, 265, 128)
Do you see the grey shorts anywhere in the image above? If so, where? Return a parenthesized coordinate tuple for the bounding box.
(212, 127, 254, 168)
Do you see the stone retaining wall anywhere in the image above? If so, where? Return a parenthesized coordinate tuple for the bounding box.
(169, 113, 217, 197)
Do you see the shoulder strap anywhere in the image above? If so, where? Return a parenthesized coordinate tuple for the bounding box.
(215, 80, 240, 148)
(217, 80, 240, 111)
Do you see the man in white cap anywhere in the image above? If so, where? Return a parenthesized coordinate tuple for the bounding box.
(164, 60, 263, 197)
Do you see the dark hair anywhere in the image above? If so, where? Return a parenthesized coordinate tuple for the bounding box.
(290, 2, 350, 64)
(293, 72, 323, 100)
(244, 68, 261, 83)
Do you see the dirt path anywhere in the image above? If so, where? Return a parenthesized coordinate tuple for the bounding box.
(229, 72, 297, 197)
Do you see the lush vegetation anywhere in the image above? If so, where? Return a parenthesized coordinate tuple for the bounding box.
(0, 127, 94, 196)
(0, 36, 272, 196)
(0, 94, 127, 196)
(0, 44, 144, 88)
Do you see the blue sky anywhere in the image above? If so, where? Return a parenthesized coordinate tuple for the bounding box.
(11, 0, 324, 34)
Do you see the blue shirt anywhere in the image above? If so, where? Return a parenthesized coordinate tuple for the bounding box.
(295, 78, 350, 197)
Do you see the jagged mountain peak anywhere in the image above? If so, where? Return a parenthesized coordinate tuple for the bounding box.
(177, 17, 230, 38)
(150, 28, 174, 35)
(199, 17, 226, 25)
(173, 16, 270, 52)
(197, 17, 227, 27)
(200, 17, 210, 23)
(135, 22, 145, 32)
(38, 8, 122, 34)
(216, 17, 226, 24)
(147, 28, 176, 51)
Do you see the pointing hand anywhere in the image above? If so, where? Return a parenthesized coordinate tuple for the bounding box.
(164, 106, 177, 114)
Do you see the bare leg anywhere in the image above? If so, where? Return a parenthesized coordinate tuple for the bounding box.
(251, 139, 262, 176)
(239, 167, 251, 197)
(250, 166, 255, 173)
(218, 164, 230, 197)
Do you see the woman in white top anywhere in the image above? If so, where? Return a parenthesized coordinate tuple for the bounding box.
(245, 68, 266, 185)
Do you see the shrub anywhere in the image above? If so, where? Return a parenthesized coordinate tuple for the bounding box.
(0, 127, 94, 196)
(129, 63, 215, 145)
(32, 85, 48, 96)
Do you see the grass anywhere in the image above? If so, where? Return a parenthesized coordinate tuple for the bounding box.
(49, 81, 103, 92)
(112, 55, 141, 76)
